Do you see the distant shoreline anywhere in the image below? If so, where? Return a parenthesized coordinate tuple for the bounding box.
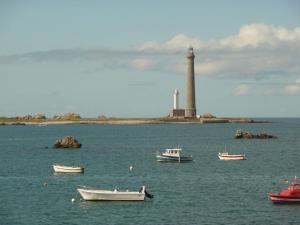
(0, 117, 270, 125)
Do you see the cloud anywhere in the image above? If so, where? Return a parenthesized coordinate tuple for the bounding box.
(195, 61, 226, 75)
(139, 24, 300, 51)
(129, 58, 153, 70)
(285, 79, 300, 94)
(0, 23, 299, 80)
(137, 23, 300, 78)
(218, 24, 300, 49)
(139, 41, 162, 51)
(139, 33, 205, 50)
(232, 84, 250, 96)
(0, 48, 141, 64)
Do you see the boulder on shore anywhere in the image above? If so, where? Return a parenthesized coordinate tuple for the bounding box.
(98, 115, 107, 120)
(33, 114, 47, 120)
(235, 129, 277, 139)
(202, 112, 216, 118)
(54, 136, 82, 148)
(53, 113, 81, 120)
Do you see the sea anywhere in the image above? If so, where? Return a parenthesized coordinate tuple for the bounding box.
(1, 118, 300, 225)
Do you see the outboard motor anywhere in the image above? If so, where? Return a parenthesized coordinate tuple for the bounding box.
(139, 186, 153, 199)
(139, 186, 145, 193)
(145, 189, 154, 199)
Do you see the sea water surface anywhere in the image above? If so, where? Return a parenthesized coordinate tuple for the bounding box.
(1, 118, 300, 225)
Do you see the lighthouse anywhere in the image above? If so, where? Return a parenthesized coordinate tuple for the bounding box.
(173, 89, 179, 109)
(185, 47, 197, 118)
(170, 88, 185, 118)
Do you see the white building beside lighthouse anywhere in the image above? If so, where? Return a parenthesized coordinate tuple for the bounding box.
(173, 88, 179, 109)
(170, 88, 185, 118)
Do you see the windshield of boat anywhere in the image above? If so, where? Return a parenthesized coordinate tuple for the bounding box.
(166, 149, 181, 154)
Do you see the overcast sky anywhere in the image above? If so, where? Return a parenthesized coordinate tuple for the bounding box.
(1, 0, 300, 117)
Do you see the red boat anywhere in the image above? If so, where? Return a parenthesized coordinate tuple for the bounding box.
(269, 178, 300, 203)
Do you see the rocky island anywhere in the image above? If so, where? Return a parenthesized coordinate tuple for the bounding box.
(54, 136, 82, 148)
(0, 112, 269, 125)
(235, 129, 277, 139)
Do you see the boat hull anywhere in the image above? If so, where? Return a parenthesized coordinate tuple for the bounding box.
(53, 165, 84, 173)
(156, 155, 193, 162)
(269, 193, 300, 203)
(218, 155, 246, 160)
(77, 188, 145, 201)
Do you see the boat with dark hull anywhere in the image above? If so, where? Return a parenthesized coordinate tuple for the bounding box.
(156, 148, 193, 162)
(269, 177, 300, 203)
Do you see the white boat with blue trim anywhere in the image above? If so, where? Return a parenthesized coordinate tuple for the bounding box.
(156, 148, 193, 162)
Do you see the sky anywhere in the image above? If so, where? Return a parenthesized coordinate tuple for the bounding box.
(0, 0, 300, 118)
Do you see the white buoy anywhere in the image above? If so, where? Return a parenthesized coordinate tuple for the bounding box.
(71, 198, 75, 202)
(129, 166, 133, 171)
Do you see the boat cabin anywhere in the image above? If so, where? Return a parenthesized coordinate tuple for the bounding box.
(219, 152, 229, 156)
(277, 182, 300, 197)
(162, 148, 182, 157)
(288, 183, 300, 190)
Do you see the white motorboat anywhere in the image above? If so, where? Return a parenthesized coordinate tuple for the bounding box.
(218, 152, 246, 160)
(77, 185, 153, 201)
(53, 164, 84, 173)
(156, 148, 193, 162)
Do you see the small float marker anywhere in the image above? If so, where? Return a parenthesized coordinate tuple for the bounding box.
(129, 166, 133, 171)
(71, 198, 75, 202)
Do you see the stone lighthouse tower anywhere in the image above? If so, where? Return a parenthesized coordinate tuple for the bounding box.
(185, 47, 197, 118)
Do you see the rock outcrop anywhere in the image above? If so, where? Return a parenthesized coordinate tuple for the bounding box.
(8, 114, 47, 120)
(202, 113, 216, 118)
(235, 129, 277, 139)
(53, 113, 81, 120)
(22, 115, 33, 120)
(54, 136, 82, 148)
(33, 114, 46, 120)
(11, 122, 26, 125)
(98, 115, 107, 120)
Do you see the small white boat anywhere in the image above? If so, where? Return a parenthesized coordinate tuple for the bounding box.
(77, 185, 153, 201)
(156, 148, 193, 162)
(218, 152, 246, 160)
(53, 164, 84, 173)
